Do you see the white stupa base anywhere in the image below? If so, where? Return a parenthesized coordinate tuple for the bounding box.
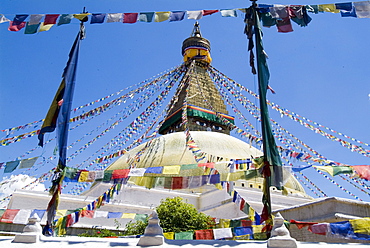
(12, 233, 39, 243)
(137, 235, 164, 246)
(267, 237, 297, 248)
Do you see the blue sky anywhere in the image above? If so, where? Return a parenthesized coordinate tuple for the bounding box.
(0, 0, 369, 201)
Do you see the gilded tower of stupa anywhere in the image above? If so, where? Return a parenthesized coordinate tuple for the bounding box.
(159, 23, 234, 135)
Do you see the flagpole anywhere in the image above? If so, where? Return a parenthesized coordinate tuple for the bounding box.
(40, 14, 86, 235)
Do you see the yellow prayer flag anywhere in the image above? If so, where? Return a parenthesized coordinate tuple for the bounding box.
(318, 4, 340, 13)
(56, 209, 67, 217)
(163, 232, 174, 240)
(350, 218, 370, 235)
(163, 165, 181, 174)
(39, 22, 54, 32)
(73, 13, 91, 21)
(155, 12, 170, 22)
(249, 208, 255, 222)
(314, 166, 334, 176)
(78, 171, 89, 182)
(252, 224, 264, 233)
(55, 217, 67, 236)
(218, 219, 230, 228)
(121, 213, 136, 219)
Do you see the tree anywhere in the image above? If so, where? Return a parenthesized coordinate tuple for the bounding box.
(156, 197, 213, 233)
(123, 196, 213, 235)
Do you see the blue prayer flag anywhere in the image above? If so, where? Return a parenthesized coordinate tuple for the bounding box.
(169, 11, 185, 22)
(13, 15, 28, 25)
(4, 161, 20, 173)
(91, 13, 106, 24)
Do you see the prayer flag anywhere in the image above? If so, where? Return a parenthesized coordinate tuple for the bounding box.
(220, 9, 237, 17)
(58, 14, 73, 26)
(8, 21, 26, 32)
(233, 226, 253, 236)
(107, 13, 123, 23)
(203, 10, 219, 16)
(308, 223, 329, 235)
(39, 22, 54, 32)
(155, 12, 170, 22)
(18, 157, 38, 169)
(138, 12, 154, 22)
(78, 170, 89, 182)
(81, 210, 94, 218)
(213, 228, 233, 239)
(195, 229, 214, 240)
(354, 1, 370, 18)
(91, 13, 106, 24)
(163, 165, 181, 174)
(30, 209, 46, 220)
(121, 213, 136, 219)
(73, 13, 90, 21)
(38, 31, 80, 147)
(164, 232, 174, 240)
(277, 18, 293, 33)
(123, 13, 138, 23)
(41, 31, 81, 233)
(44, 14, 60, 25)
(13, 209, 31, 224)
(175, 231, 193, 240)
(170, 11, 186, 22)
(187, 10, 203, 20)
(63, 167, 80, 182)
(145, 166, 163, 174)
(29, 14, 44, 25)
(135, 214, 147, 222)
(94, 211, 108, 218)
(218, 219, 231, 228)
(112, 169, 130, 179)
(349, 218, 370, 235)
(108, 212, 122, 218)
(352, 165, 370, 180)
(335, 2, 354, 11)
(330, 221, 354, 237)
(0, 209, 19, 223)
(13, 15, 28, 25)
(318, 4, 340, 13)
(270, 6, 289, 18)
(0, 14, 10, 23)
(4, 160, 20, 173)
(128, 168, 146, 177)
(95, 170, 104, 180)
(56, 209, 68, 217)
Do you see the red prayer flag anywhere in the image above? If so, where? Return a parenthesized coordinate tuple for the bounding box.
(123, 13, 138, 23)
(290, 219, 318, 229)
(277, 18, 293, 33)
(241, 219, 253, 227)
(352, 165, 370, 180)
(195, 229, 214, 240)
(44, 14, 60, 25)
(66, 214, 74, 227)
(198, 162, 215, 168)
(8, 21, 26, 31)
(172, 177, 183, 190)
(112, 169, 130, 179)
(203, 10, 219, 16)
(81, 210, 94, 218)
(0, 209, 20, 223)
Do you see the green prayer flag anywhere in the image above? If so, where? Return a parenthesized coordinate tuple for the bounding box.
(254, 8, 283, 189)
(333, 166, 353, 176)
(175, 231, 194, 240)
(134, 214, 148, 222)
(103, 170, 113, 182)
(24, 22, 40, 34)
